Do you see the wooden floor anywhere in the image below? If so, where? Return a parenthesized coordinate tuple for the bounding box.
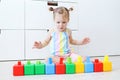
(0, 56, 120, 80)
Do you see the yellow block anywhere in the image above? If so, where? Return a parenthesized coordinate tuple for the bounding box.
(75, 56, 84, 73)
(103, 55, 112, 71)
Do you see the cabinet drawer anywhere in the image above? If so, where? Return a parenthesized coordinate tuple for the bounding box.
(0, 0, 24, 29)
(0, 30, 24, 60)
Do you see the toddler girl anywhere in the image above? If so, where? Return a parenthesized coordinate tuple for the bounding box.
(33, 6, 90, 63)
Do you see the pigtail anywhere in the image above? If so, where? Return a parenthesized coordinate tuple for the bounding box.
(49, 7, 54, 12)
(69, 7, 73, 11)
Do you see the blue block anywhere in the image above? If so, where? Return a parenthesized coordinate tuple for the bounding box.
(45, 58, 55, 74)
(84, 56, 94, 73)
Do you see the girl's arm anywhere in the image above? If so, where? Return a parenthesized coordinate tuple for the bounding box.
(41, 30, 52, 47)
(69, 30, 90, 45)
(41, 31, 52, 48)
(33, 29, 52, 49)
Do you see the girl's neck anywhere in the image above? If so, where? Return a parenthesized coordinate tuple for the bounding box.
(55, 27, 67, 32)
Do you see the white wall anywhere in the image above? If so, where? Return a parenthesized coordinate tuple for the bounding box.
(78, 0, 120, 56)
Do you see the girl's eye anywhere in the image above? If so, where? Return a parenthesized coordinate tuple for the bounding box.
(57, 22, 60, 24)
(63, 22, 66, 24)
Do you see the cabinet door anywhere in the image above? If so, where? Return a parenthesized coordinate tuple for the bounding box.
(25, 30, 50, 59)
(25, 1, 78, 30)
(0, 0, 24, 29)
(25, 0, 54, 29)
(0, 30, 24, 61)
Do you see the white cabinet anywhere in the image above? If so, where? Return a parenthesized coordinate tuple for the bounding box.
(0, 0, 24, 61)
(0, 30, 24, 60)
(25, 30, 50, 59)
(0, 0, 24, 29)
(25, 0, 78, 30)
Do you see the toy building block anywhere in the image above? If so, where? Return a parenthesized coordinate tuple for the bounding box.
(84, 56, 94, 73)
(65, 57, 75, 74)
(55, 57, 65, 74)
(45, 58, 55, 74)
(75, 56, 84, 73)
(35, 60, 45, 75)
(93, 59, 103, 72)
(103, 55, 112, 72)
(24, 60, 34, 75)
(13, 61, 24, 76)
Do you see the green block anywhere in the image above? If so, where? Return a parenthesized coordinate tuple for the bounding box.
(65, 57, 75, 74)
(24, 61, 34, 75)
(35, 61, 45, 75)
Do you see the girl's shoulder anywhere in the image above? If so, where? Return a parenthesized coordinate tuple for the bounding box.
(66, 28, 71, 32)
(66, 28, 72, 35)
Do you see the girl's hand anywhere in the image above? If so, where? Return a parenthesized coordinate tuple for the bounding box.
(32, 41, 42, 49)
(81, 37, 90, 45)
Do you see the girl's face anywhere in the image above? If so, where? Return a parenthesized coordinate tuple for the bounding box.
(54, 13, 69, 32)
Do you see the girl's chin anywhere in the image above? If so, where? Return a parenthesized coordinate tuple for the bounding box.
(58, 28, 66, 32)
(59, 29, 65, 32)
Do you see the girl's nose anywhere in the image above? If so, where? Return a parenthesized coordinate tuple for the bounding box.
(59, 23, 63, 26)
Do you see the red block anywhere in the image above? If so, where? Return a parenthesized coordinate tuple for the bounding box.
(13, 61, 24, 76)
(55, 57, 65, 74)
(93, 59, 103, 72)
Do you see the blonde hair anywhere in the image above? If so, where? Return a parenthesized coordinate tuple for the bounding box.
(49, 6, 73, 21)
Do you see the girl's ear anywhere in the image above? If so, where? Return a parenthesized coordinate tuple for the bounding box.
(49, 7, 54, 11)
(69, 7, 73, 11)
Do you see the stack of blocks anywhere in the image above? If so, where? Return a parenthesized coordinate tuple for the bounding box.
(56, 57, 65, 74)
(13, 55, 112, 76)
(65, 57, 75, 74)
(35, 61, 45, 74)
(75, 56, 84, 73)
(84, 56, 94, 72)
(103, 55, 112, 72)
(46, 58, 55, 74)
(24, 61, 34, 75)
(13, 61, 24, 76)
